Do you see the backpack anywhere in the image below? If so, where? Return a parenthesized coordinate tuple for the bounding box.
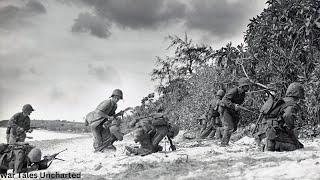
(261, 96, 297, 121)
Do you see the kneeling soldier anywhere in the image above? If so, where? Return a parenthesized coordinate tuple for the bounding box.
(256, 82, 305, 151)
(85, 89, 125, 152)
(126, 107, 179, 156)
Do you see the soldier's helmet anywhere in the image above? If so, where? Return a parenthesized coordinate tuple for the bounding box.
(285, 82, 305, 99)
(22, 104, 35, 112)
(216, 89, 225, 97)
(168, 124, 179, 138)
(28, 148, 42, 163)
(238, 77, 251, 87)
(111, 89, 123, 99)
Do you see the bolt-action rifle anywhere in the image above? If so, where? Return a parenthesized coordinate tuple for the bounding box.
(41, 148, 67, 167)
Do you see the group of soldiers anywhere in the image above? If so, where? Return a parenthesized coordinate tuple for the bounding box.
(84, 89, 180, 156)
(1, 104, 51, 174)
(0, 78, 305, 174)
(198, 77, 305, 151)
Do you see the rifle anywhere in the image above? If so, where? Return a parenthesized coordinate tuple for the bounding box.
(114, 107, 133, 118)
(237, 105, 259, 115)
(42, 148, 67, 167)
(251, 113, 263, 136)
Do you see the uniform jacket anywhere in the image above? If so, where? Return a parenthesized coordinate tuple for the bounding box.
(86, 99, 117, 127)
(221, 87, 246, 111)
(7, 112, 30, 133)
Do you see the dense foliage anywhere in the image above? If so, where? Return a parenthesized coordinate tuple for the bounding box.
(126, 0, 320, 136)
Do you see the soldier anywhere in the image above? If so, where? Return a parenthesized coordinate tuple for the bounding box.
(7, 104, 34, 144)
(219, 78, 250, 146)
(0, 143, 49, 174)
(85, 89, 125, 152)
(199, 89, 225, 139)
(125, 106, 179, 156)
(256, 82, 305, 151)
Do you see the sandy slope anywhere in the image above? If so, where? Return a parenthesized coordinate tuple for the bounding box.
(2, 129, 320, 180)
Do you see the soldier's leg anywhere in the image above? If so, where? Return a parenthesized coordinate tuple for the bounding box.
(208, 118, 217, 139)
(265, 139, 276, 151)
(215, 127, 223, 139)
(151, 126, 168, 151)
(8, 128, 18, 144)
(6, 134, 10, 144)
(221, 109, 235, 146)
(91, 125, 104, 150)
(199, 125, 212, 139)
(199, 121, 207, 137)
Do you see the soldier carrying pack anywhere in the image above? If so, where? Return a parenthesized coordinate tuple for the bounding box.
(254, 82, 305, 152)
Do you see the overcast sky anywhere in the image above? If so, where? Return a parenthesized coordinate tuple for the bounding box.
(0, 0, 266, 121)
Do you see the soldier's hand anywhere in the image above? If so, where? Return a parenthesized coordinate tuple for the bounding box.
(27, 129, 33, 133)
(16, 127, 25, 134)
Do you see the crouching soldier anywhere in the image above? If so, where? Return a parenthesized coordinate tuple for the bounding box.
(256, 82, 305, 151)
(0, 143, 49, 174)
(7, 104, 35, 144)
(199, 89, 225, 139)
(125, 107, 179, 156)
(85, 89, 125, 152)
(219, 78, 250, 146)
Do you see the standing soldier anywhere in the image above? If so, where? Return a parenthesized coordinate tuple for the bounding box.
(199, 89, 225, 139)
(7, 104, 34, 144)
(257, 82, 305, 151)
(85, 89, 125, 152)
(219, 78, 250, 146)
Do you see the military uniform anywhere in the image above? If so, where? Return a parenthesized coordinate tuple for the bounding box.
(7, 112, 31, 144)
(219, 78, 249, 146)
(126, 112, 179, 156)
(0, 143, 48, 174)
(256, 82, 304, 151)
(200, 98, 223, 139)
(86, 99, 124, 152)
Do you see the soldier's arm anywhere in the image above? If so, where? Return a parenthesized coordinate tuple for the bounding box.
(282, 105, 299, 130)
(221, 88, 237, 110)
(8, 113, 20, 129)
(96, 100, 115, 119)
(24, 117, 31, 131)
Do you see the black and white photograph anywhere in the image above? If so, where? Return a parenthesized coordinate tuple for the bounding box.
(1, 0, 320, 179)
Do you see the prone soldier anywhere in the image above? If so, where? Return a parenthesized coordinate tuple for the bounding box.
(0, 143, 51, 174)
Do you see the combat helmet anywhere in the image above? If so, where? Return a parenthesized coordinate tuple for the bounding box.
(238, 77, 251, 87)
(28, 148, 42, 163)
(111, 89, 123, 99)
(216, 89, 225, 97)
(22, 104, 35, 112)
(168, 124, 179, 138)
(285, 82, 305, 99)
